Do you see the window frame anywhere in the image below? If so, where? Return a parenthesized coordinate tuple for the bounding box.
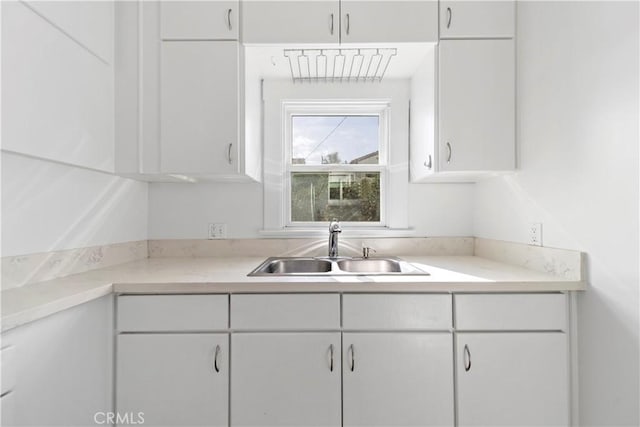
(282, 101, 390, 228)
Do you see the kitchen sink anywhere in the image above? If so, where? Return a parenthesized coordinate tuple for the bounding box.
(248, 257, 428, 276)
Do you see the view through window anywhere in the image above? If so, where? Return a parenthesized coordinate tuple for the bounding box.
(289, 115, 383, 223)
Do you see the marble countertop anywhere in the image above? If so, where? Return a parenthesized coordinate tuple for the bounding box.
(1, 254, 585, 332)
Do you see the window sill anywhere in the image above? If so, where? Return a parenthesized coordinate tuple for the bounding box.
(258, 227, 417, 238)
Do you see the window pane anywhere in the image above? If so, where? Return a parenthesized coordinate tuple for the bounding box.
(291, 116, 379, 165)
(291, 172, 380, 222)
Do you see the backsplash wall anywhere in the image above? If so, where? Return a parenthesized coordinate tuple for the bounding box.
(147, 181, 475, 239)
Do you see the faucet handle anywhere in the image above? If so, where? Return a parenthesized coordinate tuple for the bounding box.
(329, 219, 341, 232)
(362, 246, 376, 259)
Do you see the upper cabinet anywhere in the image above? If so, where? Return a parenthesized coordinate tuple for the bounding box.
(440, 0, 515, 39)
(160, 41, 240, 175)
(161, 1, 238, 40)
(241, 0, 438, 44)
(242, 1, 339, 44)
(438, 39, 515, 173)
(340, 1, 438, 43)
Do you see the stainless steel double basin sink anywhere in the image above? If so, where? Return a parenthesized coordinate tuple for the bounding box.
(248, 256, 429, 276)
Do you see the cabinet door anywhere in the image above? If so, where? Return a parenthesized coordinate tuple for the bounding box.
(161, 1, 239, 40)
(340, 1, 438, 43)
(343, 333, 454, 426)
(231, 333, 341, 426)
(438, 39, 515, 172)
(160, 41, 239, 174)
(457, 333, 569, 427)
(440, 1, 515, 39)
(117, 334, 228, 426)
(242, 1, 340, 44)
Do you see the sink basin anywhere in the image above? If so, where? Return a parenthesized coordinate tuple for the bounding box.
(337, 258, 402, 273)
(256, 258, 332, 274)
(248, 257, 428, 276)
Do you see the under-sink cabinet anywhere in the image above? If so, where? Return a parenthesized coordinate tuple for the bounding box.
(115, 292, 571, 427)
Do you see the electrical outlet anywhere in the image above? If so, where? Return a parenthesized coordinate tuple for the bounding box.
(208, 223, 227, 239)
(529, 222, 542, 246)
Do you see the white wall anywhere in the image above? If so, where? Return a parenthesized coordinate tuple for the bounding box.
(1, 1, 115, 172)
(1, 152, 148, 256)
(473, 2, 639, 425)
(1, 1, 148, 257)
(148, 180, 473, 239)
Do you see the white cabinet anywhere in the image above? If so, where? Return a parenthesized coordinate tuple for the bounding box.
(160, 41, 239, 174)
(440, 1, 515, 39)
(438, 39, 515, 173)
(242, 1, 339, 44)
(342, 333, 454, 427)
(161, 1, 238, 40)
(117, 333, 229, 427)
(340, 1, 437, 43)
(456, 333, 569, 427)
(231, 333, 341, 427)
(242, 0, 437, 44)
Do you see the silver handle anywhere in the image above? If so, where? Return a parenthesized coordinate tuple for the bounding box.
(214, 345, 221, 373)
(446, 7, 452, 29)
(345, 13, 350, 35)
(463, 344, 471, 372)
(349, 344, 355, 372)
(227, 9, 232, 31)
(424, 154, 432, 169)
(329, 344, 334, 372)
(446, 142, 452, 163)
(227, 143, 233, 164)
(329, 13, 334, 35)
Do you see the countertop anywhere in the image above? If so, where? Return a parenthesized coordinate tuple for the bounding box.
(1, 255, 585, 332)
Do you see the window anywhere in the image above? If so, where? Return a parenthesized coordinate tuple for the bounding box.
(284, 103, 389, 226)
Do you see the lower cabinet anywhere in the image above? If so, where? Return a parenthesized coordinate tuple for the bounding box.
(456, 332, 569, 427)
(230, 333, 341, 427)
(114, 293, 572, 427)
(342, 332, 454, 427)
(117, 333, 229, 427)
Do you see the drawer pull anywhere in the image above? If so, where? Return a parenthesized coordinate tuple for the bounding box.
(329, 344, 334, 372)
(349, 344, 355, 372)
(446, 7, 452, 29)
(227, 8, 233, 31)
(446, 142, 452, 163)
(227, 143, 233, 164)
(214, 345, 221, 373)
(463, 344, 471, 372)
(329, 13, 334, 35)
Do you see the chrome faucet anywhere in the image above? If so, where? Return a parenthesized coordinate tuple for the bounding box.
(328, 219, 342, 258)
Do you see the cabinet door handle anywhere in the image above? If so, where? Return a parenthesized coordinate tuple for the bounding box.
(446, 7, 452, 29)
(446, 142, 452, 163)
(227, 8, 233, 31)
(463, 344, 471, 372)
(214, 345, 221, 373)
(227, 143, 233, 164)
(345, 13, 350, 35)
(329, 13, 334, 35)
(349, 344, 355, 372)
(329, 344, 334, 372)
(424, 154, 432, 169)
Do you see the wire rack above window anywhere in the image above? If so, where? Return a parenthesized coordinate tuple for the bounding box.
(284, 48, 397, 83)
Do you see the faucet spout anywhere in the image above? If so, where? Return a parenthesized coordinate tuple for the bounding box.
(328, 219, 342, 258)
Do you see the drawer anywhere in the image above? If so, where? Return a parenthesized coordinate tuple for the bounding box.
(1, 346, 16, 395)
(455, 293, 566, 331)
(343, 294, 452, 330)
(231, 294, 340, 330)
(118, 295, 228, 331)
